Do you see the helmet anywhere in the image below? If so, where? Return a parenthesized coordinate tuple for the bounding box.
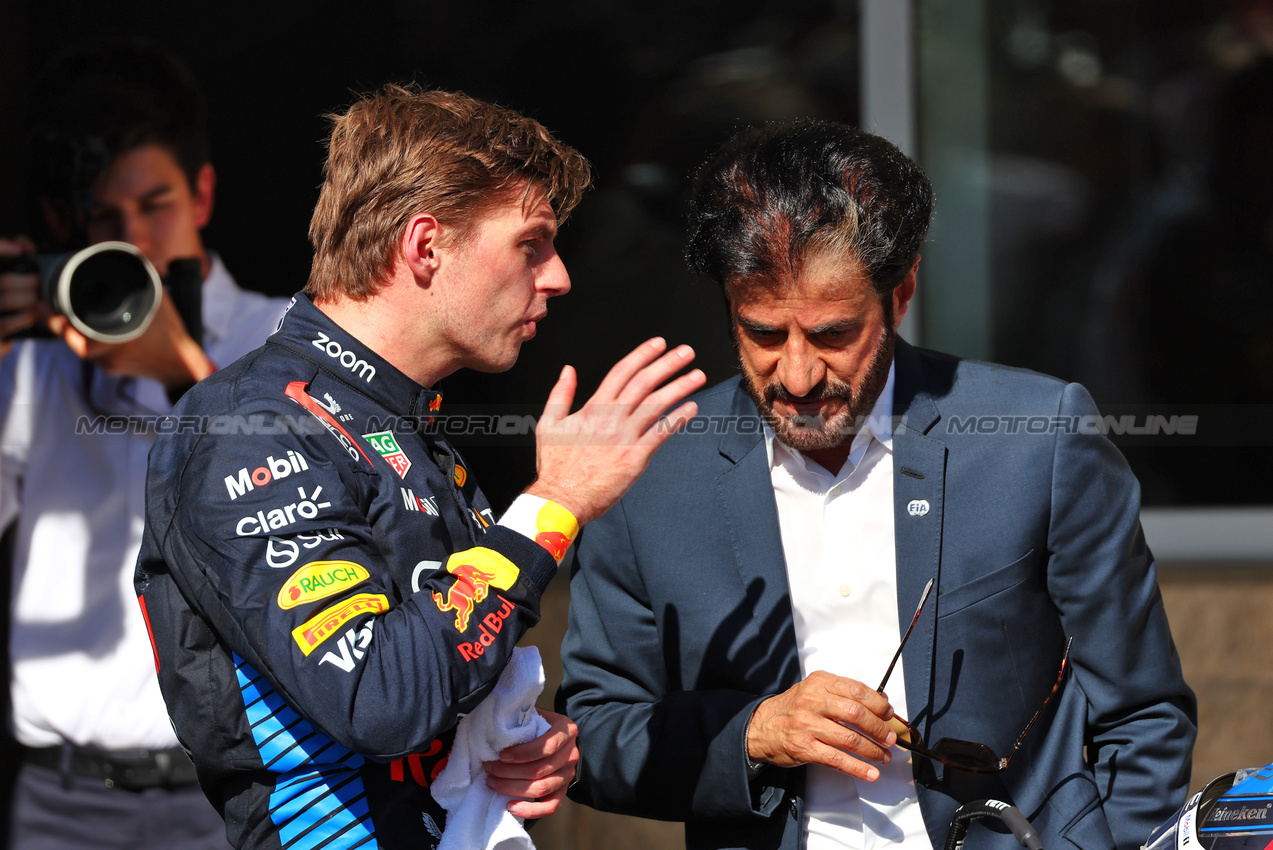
(1146, 764, 1273, 850)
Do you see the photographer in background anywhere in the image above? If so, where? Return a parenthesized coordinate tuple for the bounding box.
(0, 42, 287, 848)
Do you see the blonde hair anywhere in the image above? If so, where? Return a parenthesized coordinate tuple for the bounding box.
(306, 84, 591, 301)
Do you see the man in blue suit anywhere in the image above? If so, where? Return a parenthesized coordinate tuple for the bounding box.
(558, 121, 1195, 850)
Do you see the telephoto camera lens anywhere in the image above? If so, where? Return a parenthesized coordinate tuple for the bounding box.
(40, 241, 163, 343)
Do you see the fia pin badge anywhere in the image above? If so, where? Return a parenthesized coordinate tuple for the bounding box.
(907, 499, 930, 517)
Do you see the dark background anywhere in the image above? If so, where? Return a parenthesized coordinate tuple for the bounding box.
(7, 1, 1265, 509)
(0, 0, 861, 509)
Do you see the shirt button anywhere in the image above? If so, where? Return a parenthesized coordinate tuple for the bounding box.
(839, 584, 852, 597)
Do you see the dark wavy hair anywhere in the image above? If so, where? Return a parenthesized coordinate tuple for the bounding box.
(686, 120, 933, 299)
(30, 41, 210, 240)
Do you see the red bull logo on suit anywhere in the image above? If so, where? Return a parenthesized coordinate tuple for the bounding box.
(432, 548, 520, 632)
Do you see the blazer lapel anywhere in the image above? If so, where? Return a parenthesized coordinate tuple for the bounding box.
(715, 383, 801, 691)
(891, 339, 947, 741)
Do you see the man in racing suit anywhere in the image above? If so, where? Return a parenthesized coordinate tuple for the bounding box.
(134, 84, 706, 849)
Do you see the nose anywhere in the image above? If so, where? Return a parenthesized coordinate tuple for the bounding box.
(119, 211, 153, 263)
(537, 250, 571, 298)
(776, 336, 825, 399)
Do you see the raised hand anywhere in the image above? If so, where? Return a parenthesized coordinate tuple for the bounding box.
(527, 337, 705, 525)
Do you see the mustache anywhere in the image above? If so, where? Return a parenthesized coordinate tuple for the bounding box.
(762, 377, 854, 406)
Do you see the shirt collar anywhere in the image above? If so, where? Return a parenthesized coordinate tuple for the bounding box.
(267, 292, 443, 417)
(199, 253, 234, 348)
(765, 361, 896, 479)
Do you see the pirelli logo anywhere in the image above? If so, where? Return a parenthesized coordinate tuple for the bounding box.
(292, 593, 389, 656)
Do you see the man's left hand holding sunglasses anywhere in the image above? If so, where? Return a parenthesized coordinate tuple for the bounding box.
(745, 674, 900, 781)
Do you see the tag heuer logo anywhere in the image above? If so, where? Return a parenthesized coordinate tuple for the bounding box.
(363, 431, 412, 478)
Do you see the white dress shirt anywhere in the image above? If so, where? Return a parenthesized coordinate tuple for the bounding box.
(0, 255, 288, 750)
(767, 363, 934, 850)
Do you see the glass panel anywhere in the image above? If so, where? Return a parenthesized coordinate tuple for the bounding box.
(918, 0, 1273, 506)
(442, 0, 864, 510)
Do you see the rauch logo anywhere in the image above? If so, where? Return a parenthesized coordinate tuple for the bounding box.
(277, 560, 370, 609)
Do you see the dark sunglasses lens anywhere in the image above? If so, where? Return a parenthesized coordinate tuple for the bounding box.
(932, 738, 1000, 771)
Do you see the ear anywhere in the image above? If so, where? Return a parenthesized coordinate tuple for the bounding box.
(892, 255, 919, 329)
(193, 163, 216, 230)
(401, 213, 443, 284)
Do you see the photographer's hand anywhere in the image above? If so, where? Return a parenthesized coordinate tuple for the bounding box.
(0, 236, 46, 360)
(48, 289, 215, 390)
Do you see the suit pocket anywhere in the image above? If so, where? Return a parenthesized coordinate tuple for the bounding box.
(1055, 775, 1116, 850)
(937, 548, 1037, 618)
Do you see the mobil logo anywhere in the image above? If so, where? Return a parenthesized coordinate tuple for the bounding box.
(312, 332, 375, 383)
(225, 451, 310, 500)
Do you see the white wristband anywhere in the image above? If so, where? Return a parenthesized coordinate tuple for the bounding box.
(499, 494, 579, 565)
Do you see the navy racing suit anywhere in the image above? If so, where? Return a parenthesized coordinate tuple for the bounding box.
(135, 294, 571, 849)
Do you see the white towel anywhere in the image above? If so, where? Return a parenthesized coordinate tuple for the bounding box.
(433, 645, 551, 850)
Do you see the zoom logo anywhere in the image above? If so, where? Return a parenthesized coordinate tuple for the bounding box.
(312, 333, 375, 382)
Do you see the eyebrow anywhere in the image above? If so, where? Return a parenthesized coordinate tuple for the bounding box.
(139, 183, 177, 203)
(520, 221, 557, 242)
(736, 316, 862, 335)
(89, 182, 176, 214)
(736, 316, 778, 334)
(807, 319, 860, 335)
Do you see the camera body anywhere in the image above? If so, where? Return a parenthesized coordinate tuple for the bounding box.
(3, 241, 164, 343)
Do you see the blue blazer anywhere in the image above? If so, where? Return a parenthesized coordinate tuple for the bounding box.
(559, 339, 1196, 850)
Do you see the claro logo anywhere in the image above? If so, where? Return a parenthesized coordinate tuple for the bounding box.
(236, 485, 332, 536)
(312, 332, 375, 382)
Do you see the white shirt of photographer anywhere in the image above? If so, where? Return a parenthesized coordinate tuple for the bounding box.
(0, 255, 288, 751)
(768, 364, 934, 850)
